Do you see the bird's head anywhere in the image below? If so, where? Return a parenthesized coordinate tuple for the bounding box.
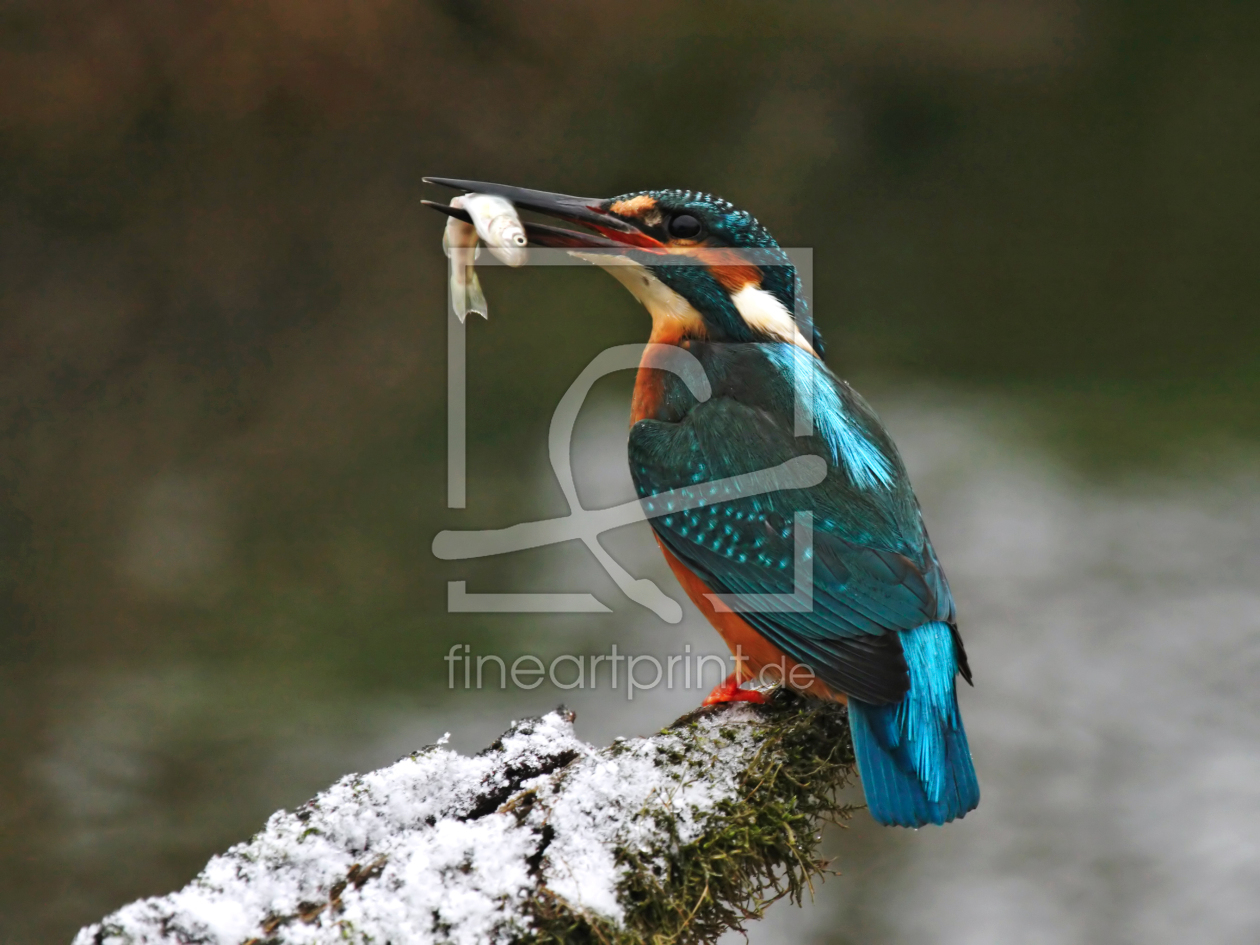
(425, 179, 821, 355)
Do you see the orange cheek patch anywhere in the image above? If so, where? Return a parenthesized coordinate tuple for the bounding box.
(669, 247, 761, 293)
(609, 194, 659, 216)
(709, 262, 762, 293)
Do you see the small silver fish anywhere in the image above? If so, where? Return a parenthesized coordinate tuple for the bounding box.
(461, 193, 528, 268)
(443, 195, 489, 322)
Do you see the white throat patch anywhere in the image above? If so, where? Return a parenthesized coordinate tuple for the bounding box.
(731, 284, 815, 352)
(574, 253, 705, 339)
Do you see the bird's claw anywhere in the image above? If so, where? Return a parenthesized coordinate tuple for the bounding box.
(702, 672, 770, 706)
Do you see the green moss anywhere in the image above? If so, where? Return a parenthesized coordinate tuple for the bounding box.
(527, 696, 855, 945)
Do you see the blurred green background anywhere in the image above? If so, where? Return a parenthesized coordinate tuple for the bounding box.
(2, 2, 1259, 942)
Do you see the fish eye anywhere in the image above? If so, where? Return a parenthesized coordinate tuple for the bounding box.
(667, 214, 703, 240)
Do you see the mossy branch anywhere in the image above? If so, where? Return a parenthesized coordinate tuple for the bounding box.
(76, 696, 855, 945)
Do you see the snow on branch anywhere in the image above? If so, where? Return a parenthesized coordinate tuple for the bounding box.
(75, 698, 855, 945)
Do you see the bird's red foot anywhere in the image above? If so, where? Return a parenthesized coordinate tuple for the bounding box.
(702, 672, 768, 706)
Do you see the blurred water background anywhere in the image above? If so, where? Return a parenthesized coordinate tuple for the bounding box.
(1, 2, 1258, 942)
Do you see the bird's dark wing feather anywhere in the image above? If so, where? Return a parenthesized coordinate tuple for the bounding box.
(630, 395, 954, 704)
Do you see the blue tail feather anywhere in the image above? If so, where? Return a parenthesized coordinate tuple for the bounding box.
(849, 621, 979, 827)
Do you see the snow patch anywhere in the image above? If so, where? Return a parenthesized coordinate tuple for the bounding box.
(75, 705, 773, 944)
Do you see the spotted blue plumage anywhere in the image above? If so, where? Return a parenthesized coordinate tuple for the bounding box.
(628, 334, 978, 828)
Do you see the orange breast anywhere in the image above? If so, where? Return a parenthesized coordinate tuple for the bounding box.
(630, 321, 690, 424)
(656, 538, 841, 702)
(633, 332, 839, 701)
(630, 366, 664, 425)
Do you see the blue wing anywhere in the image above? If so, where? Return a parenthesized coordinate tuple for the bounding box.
(628, 344, 961, 704)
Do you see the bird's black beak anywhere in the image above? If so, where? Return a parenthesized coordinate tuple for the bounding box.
(423, 177, 660, 250)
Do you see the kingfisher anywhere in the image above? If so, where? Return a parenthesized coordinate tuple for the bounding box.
(425, 178, 979, 827)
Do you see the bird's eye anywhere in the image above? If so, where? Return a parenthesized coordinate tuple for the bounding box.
(667, 214, 703, 240)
